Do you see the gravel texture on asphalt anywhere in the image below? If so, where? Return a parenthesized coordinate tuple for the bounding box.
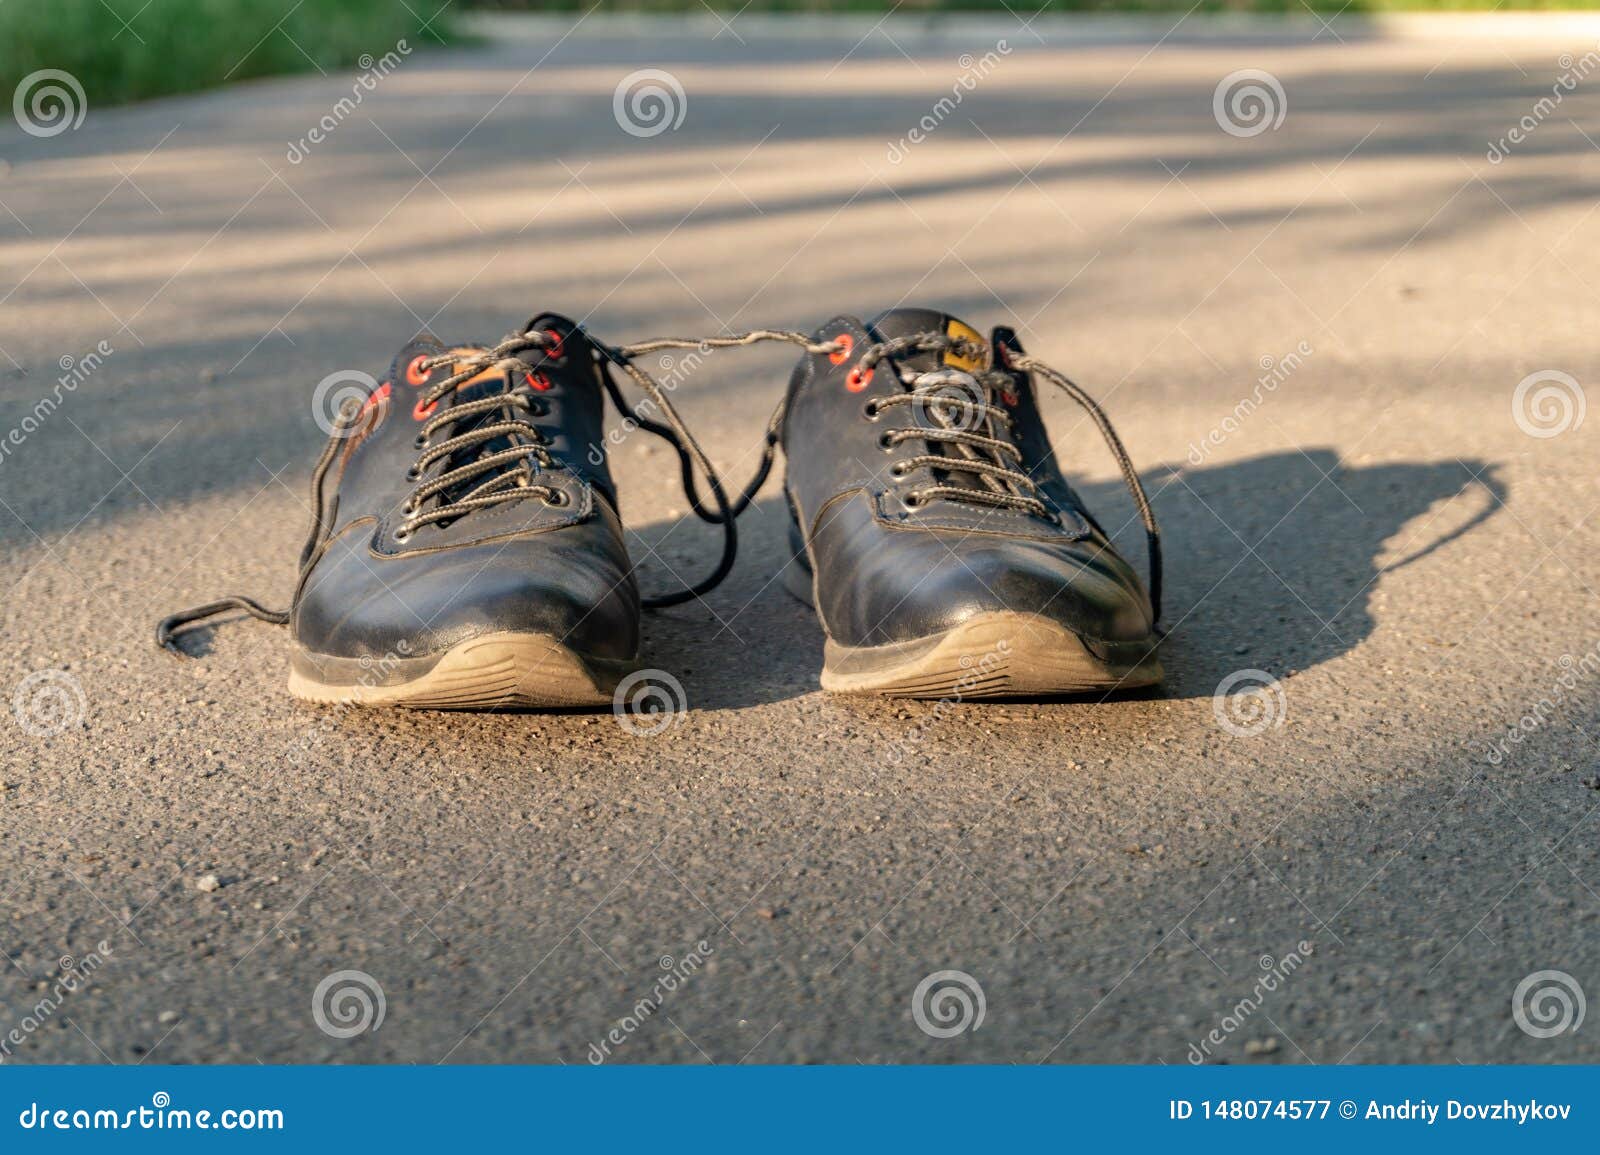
(1, 15, 1596, 1064)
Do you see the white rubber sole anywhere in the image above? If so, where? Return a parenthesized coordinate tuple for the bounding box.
(819, 610, 1163, 698)
(781, 549, 1161, 698)
(287, 631, 631, 710)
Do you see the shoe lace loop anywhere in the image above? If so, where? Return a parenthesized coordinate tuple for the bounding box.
(613, 327, 1161, 622)
(157, 327, 765, 653)
(155, 323, 1160, 655)
(398, 334, 566, 535)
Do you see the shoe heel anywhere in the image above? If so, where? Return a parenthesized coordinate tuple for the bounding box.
(779, 554, 814, 607)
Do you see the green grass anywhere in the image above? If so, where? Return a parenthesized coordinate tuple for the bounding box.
(470, 0, 1600, 11)
(1, 0, 458, 109)
(4, 0, 1594, 115)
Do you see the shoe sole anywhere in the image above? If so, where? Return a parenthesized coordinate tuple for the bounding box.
(287, 631, 632, 710)
(781, 551, 1162, 698)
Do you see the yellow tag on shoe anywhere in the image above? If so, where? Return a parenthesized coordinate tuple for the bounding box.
(942, 318, 987, 372)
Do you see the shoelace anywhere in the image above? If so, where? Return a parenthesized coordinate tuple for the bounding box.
(156, 327, 753, 653)
(613, 328, 1162, 622)
(396, 332, 565, 540)
(156, 324, 1160, 653)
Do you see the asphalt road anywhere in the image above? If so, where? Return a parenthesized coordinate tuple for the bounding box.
(1, 13, 1597, 1065)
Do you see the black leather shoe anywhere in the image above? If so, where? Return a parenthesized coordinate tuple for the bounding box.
(775, 307, 1163, 697)
(159, 313, 735, 710)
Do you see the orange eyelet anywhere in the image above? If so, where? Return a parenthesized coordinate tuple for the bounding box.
(405, 355, 430, 387)
(412, 397, 438, 421)
(828, 333, 853, 365)
(1000, 388, 1020, 408)
(360, 381, 392, 413)
(525, 371, 552, 392)
(845, 366, 873, 392)
(542, 329, 565, 359)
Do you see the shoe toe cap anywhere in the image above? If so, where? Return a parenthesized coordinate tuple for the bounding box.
(294, 526, 639, 663)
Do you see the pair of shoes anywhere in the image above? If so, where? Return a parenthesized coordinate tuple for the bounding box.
(158, 307, 1161, 706)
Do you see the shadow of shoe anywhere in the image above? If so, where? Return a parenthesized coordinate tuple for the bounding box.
(626, 450, 1504, 710)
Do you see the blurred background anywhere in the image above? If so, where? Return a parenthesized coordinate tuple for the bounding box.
(2, 0, 1596, 1066)
(8, 0, 1600, 108)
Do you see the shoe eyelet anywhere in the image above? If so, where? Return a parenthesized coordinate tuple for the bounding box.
(543, 490, 569, 508)
(393, 526, 413, 543)
(878, 432, 897, 452)
(542, 329, 566, 360)
(902, 492, 925, 510)
(862, 400, 881, 421)
(405, 355, 430, 387)
(846, 367, 873, 392)
(525, 371, 552, 392)
(889, 462, 908, 478)
(405, 466, 421, 482)
(828, 333, 854, 365)
(412, 397, 438, 421)
(413, 433, 429, 450)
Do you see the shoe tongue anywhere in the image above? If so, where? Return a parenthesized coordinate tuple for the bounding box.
(866, 307, 990, 377)
(867, 309, 1001, 496)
